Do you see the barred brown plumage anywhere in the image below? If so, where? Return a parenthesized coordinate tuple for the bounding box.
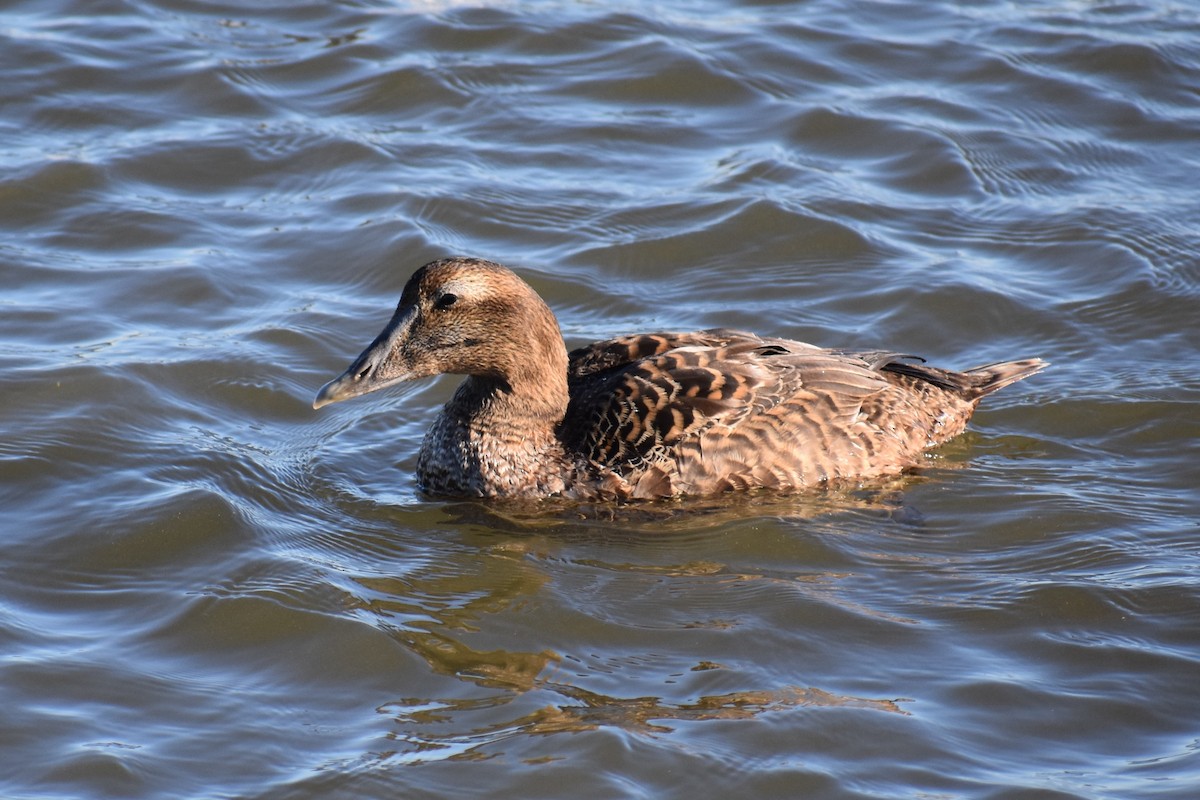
(314, 257, 1048, 500)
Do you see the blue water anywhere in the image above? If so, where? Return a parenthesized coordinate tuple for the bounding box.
(2, 1, 1199, 798)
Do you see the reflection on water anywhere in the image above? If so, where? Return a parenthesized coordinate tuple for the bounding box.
(377, 684, 908, 766)
(354, 544, 910, 767)
(2, 0, 1200, 798)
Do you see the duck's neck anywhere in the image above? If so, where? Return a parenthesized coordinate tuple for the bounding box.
(451, 371, 567, 435)
(417, 347, 574, 498)
(473, 319, 570, 426)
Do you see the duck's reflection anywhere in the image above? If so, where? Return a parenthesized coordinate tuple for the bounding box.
(341, 494, 917, 766)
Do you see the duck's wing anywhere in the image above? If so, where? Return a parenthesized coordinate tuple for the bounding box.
(565, 330, 764, 466)
(562, 330, 907, 480)
(567, 328, 755, 379)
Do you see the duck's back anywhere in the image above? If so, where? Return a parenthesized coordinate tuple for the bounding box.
(562, 328, 1045, 498)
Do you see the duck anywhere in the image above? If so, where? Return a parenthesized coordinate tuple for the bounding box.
(313, 257, 1047, 501)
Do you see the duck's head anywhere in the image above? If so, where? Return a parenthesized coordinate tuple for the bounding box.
(313, 257, 567, 410)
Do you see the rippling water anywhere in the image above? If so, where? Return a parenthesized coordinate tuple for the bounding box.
(3, 0, 1199, 797)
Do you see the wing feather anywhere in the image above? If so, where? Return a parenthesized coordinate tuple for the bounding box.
(562, 331, 899, 476)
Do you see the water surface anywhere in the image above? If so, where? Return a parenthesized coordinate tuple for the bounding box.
(2, 1, 1199, 798)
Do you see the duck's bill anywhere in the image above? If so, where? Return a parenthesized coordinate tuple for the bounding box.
(313, 370, 411, 409)
(312, 305, 418, 410)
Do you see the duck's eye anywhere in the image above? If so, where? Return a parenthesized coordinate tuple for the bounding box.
(434, 292, 458, 311)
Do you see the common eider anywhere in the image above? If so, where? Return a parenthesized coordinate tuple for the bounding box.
(314, 257, 1047, 500)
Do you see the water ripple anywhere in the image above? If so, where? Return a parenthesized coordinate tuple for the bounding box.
(3, 2, 1200, 798)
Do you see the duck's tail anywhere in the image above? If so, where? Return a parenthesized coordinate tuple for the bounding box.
(960, 358, 1049, 398)
(880, 356, 1048, 399)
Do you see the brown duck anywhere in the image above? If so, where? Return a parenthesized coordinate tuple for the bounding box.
(314, 257, 1047, 501)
